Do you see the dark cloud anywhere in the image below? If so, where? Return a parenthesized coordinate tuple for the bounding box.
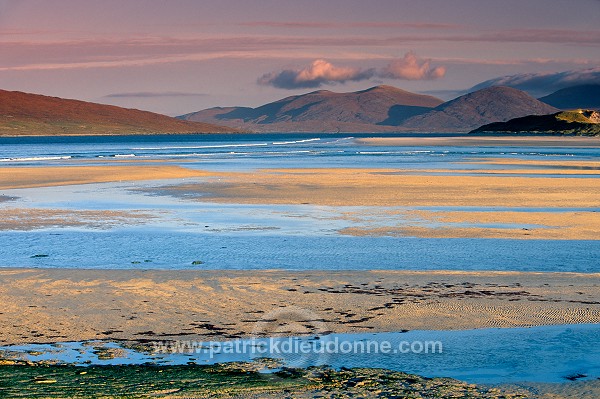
(104, 91, 207, 98)
(469, 68, 600, 97)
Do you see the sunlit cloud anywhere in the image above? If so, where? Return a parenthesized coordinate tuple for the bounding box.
(380, 52, 445, 80)
(258, 53, 446, 89)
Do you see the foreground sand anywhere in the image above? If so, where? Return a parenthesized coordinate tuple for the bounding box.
(0, 268, 598, 346)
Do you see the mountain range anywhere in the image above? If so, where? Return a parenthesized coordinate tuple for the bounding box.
(180, 85, 560, 133)
(0, 89, 237, 136)
(2, 82, 597, 136)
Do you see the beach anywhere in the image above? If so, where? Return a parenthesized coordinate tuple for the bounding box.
(1, 268, 598, 345)
(1, 145, 599, 343)
(0, 135, 598, 398)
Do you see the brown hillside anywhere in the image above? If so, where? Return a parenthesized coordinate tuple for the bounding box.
(0, 89, 237, 136)
(402, 86, 559, 132)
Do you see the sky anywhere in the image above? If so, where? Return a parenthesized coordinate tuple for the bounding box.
(1, 0, 599, 115)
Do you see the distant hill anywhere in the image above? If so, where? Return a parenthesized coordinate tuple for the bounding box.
(471, 110, 600, 136)
(400, 86, 559, 132)
(538, 85, 600, 110)
(0, 89, 237, 136)
(179, 85, 443, 133)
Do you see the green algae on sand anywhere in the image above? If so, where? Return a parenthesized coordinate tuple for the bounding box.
(0, 363, 530, 398)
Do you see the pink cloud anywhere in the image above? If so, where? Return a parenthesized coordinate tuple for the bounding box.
(295, 59, 371, 84)
(380, 52, 446, 80)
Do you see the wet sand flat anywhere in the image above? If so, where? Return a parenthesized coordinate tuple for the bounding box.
(357, 136, 600, 147)
(0, 268, 598, 346)
(395, 168, 600, 175)
(463, 158, 600, 169)
(340, 209, 600, 239)
(4, 164, 599, 209)
(0, 208, 157, 230)
(0, 165, 219, 190)
(3, 163, 599, 238)
(164, 167, 600, 208)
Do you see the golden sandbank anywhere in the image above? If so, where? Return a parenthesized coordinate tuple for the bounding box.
(0, 268, 598, 346)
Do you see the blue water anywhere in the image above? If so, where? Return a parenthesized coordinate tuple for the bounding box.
(1, 230, 599, 272)
(2, 324, 598, 384)
(1, 133, 599, 172)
